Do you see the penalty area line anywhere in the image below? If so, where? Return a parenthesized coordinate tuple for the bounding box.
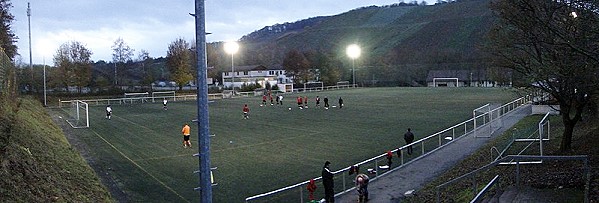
(89, 129, 190, 203)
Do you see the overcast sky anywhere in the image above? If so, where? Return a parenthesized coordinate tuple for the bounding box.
(12, 0, 410, 65)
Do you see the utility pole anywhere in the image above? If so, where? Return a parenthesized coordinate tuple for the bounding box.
(27, 3, 33, 83)
(193, 0, 212, 202)
(43, 58, 46, 106)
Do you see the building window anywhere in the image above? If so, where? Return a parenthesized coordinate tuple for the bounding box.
(244, 71, 249, 75)
(224, 72, 229, 76)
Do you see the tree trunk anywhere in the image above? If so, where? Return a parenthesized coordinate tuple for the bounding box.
(560, 113, 574, 153)
(559, 100, 585, 153)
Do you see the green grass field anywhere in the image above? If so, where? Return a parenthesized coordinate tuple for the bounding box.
(55, 87, 519, 202)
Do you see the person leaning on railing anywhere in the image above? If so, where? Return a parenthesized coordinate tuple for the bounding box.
(321, 161, 334, 203)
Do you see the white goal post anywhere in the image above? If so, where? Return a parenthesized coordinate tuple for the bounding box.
(303, 81, 324, 91)
(66, 100, 89, 129)
(432, 78, 459, 87)
(151, 91, 176, 102)
(124, 92, 149, 104)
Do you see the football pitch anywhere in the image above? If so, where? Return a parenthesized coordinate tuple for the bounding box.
(57, 87, 519, 202)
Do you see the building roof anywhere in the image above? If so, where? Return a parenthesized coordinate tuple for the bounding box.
(231, 65, 284, 72)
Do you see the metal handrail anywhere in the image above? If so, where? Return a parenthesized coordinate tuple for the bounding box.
(246, 96, 532, 202)
(436, 155, 590, 203)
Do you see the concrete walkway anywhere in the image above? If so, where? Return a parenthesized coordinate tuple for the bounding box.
(335, 105, 532, 203)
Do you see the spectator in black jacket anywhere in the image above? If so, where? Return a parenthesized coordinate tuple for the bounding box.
(404, 128, 415, 155)
(322, 161, 334, 202)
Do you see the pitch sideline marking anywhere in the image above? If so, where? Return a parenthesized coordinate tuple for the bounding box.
(89, 129, 190, 202)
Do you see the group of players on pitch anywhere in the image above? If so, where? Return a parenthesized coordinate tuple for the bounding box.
(242, 93, 345, 120)
(292, 95, 344, 110)
(259, 93, 344, 110)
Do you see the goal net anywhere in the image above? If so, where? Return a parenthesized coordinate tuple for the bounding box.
(432, 78, 459, 87)
(66, 100, 89, 129)
(152, 91, 176, 102)
(124, 92, 149, 104)
(303, 82, 323, 91)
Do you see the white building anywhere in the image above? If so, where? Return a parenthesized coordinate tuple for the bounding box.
(222, 65, 292, 88)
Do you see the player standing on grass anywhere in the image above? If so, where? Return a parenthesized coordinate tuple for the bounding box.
(324, 96, 329, 109)
(262, 95, 267, 106)
(297, 96, 303, 109)
(163, 98, 168, 110)
(243, 104, 250, 119)
(278, 95, 283, 105)
(304, 96, 308, 108)
(270, 94, 274, 105)
(105, 105, 112, 120)
(315, 96, 321, 108)
(182, 123, 191, 148)
(338, 97, 344, 109)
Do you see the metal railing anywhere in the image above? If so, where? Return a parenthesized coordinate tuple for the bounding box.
(436, 155, 590, 203)
(491, 111, 552, 165)
(59, 93, 224, 107)
(471, 175, 500, 203)
(57, 84, 361, 107)
(245, 96, 532, 202)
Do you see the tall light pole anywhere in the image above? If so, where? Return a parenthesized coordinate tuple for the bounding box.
(193, 0, 212, 202)
(43, 58, 46, 106)
(27, 3, 33, 82)
(346, 44, 361, 87)
(224, 41, 239, 91)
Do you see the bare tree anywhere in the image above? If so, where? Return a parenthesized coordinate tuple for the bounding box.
(111, 37, 134, 85)
(137, 49, 154, 90)
(488, 0, 599, 152)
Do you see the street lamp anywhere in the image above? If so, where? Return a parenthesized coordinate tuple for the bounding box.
(224, 41, 239, 91)
(346, 44, 361, 87)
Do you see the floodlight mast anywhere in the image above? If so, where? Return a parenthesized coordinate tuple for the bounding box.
(194, 0, 212, 202)
(28, 3, 33, 82)
(346, 44, 361, 87)
(224, 41, 239, 91)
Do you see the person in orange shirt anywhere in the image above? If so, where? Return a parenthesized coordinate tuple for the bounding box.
(181, 123, 191, 148)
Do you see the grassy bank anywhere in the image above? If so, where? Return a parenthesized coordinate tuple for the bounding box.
(0, 97, 112, 202)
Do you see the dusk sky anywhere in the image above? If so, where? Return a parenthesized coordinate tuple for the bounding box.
(11, 0, 412, 65)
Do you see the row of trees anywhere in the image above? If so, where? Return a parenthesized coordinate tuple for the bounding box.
(14, 36, 202, 93)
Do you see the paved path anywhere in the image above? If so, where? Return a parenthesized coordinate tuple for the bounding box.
(335, 105, 532, 203)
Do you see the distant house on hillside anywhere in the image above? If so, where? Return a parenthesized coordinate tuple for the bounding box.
(426, 70, 510, 87)
(222, 65, 292, 89)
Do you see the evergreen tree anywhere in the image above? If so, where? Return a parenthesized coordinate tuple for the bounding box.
(0, 0, 16, 60)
